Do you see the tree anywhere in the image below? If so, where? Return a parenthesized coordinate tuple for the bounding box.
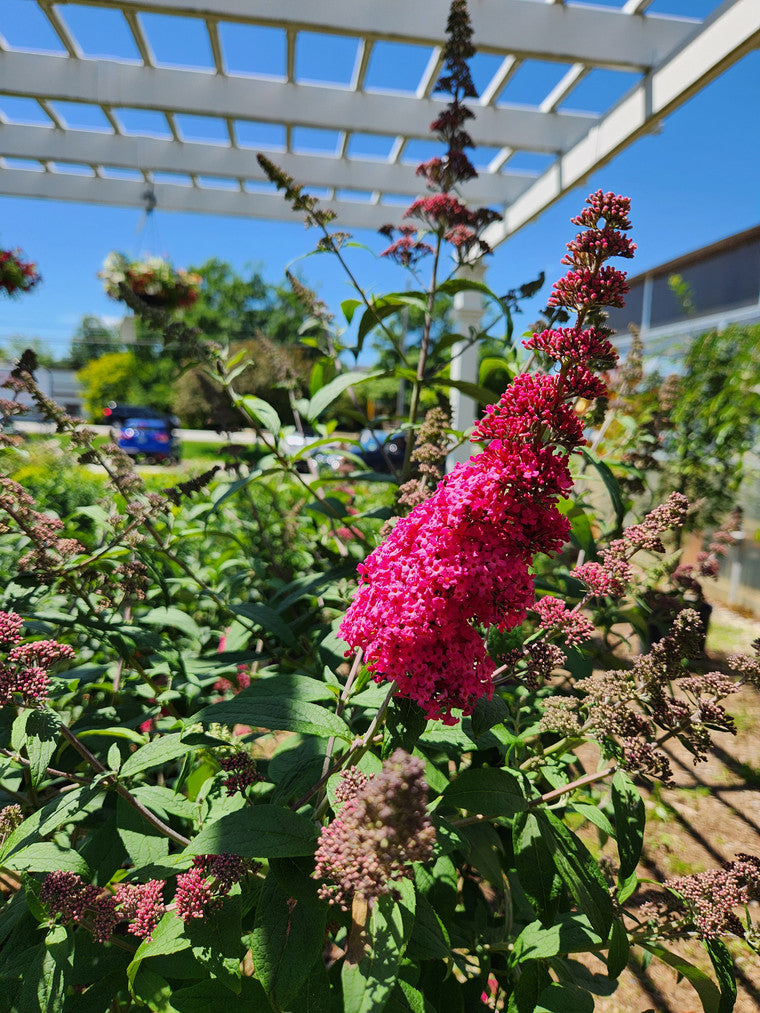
(658, 322, 760, 533)
(76, 350, 175, 420)
(0, 334, 60, 367)
(66, 315, 123, 369)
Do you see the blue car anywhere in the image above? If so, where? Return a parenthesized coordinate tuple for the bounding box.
(118, 417, 180, 465)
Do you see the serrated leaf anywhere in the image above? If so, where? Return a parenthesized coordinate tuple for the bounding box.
(230, 602, 295, 647)
(612, 770, 645, 881)
(705, 938, 737, 1013)
(535, 810, 614, 938)
(580, 449, 625, 529)
(6, 842, 90, 876)
(536, 981, 594, 1013)
(342, 879, 416, 1013)
(193, 692, 351, 741)
(571, 803, 615, 840)
(249, 872, 326, 1008)
(406, 891, 450, 960)
(127, 911, 190, 990)
(606, 918, 630, 978)
(184, 805, 318, 859)
(120, 734, 194, 778)
(432, 377, 498, 405)
(513, 913, 602, 960)
(24, 710, 62, 788)
(441, 766, 528, 817)
(513, 810, 561, 916)
(117, 796, 169, 866)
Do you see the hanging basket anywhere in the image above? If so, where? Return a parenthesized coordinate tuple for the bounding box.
(0, 247, 41, 298)
(99, 253, 201, 311)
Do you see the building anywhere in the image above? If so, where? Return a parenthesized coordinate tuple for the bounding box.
(607, 223, 760, 362)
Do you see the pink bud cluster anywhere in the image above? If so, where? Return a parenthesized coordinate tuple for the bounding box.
(534, 596, 595, 647)
(314, 749, 435, 910)
(669, 853, 760, 940)
(0, 613, 74, 707)
(342, 192, 634, 722)
(174, 853, 254, 922)
(41, 872, 167, 941)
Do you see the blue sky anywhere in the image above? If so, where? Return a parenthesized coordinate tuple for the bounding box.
(1, 0, 758, 360)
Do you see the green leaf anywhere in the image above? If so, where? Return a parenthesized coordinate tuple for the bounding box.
(611, 770, 645, 881)
(249, 872, 326, 1009)
(116, 796, 169, 866)
(184, 805, 318, 860)
(24, 710, 62, 788)
(6, 842, 90, 876)
(305, 369, 384, 421)
(341, 878, 416, 1013)
(230, 602, 296, 647)
(131, 967, 175, 1012)
(513, 810, 561, 916)
(705, 938, 737, 1013)
(170, 979, 270, 1012)
(406, 891, 450, 960)
(580, 449, 625, 530)
(120, 734, 194, 778)
(140, 606, 201, 640)
(535, 981, 594, 1013)
(127, 911, 191, 990)
(642, 943, 721, 1013)
(341, 298, 363, 324)
(441, 766, 528, 817)
(239, 395, 281, 435)
(432, 377, 498, 405)
(571, 803, 615, 840)
(513, 913, 602, 961)
(534, 810, 614, 938)
(383, 697, 428, 758)
(606, 919, 630, 978)
(193, 690, 351, 742)
(436, 277, 495, 299)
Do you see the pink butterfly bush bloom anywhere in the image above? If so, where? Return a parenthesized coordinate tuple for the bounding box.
(340, 191, 634, 723)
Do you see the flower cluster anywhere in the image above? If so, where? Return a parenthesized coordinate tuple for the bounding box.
(534, 596, 595, 647)
(0, 614, 74, 707)
(219, 751, 262, 797)
(379, 0, 499, 266)
(667, 854, 760, 939)
(0, 247, 40, 297)
(175, 853, 254, 922)
(41, 856, 254, 939)
(99, 252, 201, 310)
(541, 608, 742, 782)
(0, 803, 23, 844)
(314, 749, 435, 910)
(41, 873, 168, 942)
(342, 192, 634, 721)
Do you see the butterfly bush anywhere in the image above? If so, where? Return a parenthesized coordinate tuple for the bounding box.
(340, 190, 635, 722)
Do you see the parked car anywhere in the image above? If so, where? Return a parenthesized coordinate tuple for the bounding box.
(357, 428, 407, 473)
(103, 402, 179, 430)
(117, 417, 181, 465)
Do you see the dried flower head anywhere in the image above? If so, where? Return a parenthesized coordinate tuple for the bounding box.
(314, 749, 435, 910)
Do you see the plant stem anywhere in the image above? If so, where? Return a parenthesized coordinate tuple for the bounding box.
(58, 722, 190, 847)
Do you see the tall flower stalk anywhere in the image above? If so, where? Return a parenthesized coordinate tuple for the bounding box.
(340, 191, 635, 723)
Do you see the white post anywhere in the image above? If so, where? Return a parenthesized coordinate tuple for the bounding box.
(448, 262, 486, 468)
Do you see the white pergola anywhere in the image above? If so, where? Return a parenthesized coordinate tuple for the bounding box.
(0, 0, 757, 244)
(1, 1, 757, 436)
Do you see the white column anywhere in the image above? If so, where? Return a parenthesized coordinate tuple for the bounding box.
(448, 262, 486, 468)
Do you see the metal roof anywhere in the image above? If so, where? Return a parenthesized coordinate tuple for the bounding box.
(0, 0, 758, 247)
